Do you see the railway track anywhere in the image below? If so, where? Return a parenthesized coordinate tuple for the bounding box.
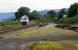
(0, 26, 24, 34)
(0, 22, 48, 34)
(0, 24, 37, 34)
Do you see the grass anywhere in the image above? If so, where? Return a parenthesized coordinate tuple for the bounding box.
(4, 24, 54, 38)
(3, 23, 78, 39)
(23, 40, 78, 50)
(0, 19, 20, 26)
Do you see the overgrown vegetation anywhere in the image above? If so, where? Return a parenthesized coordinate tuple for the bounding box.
(58, 15, 78, 24)
(55, 3, 78, 24)
(0, 19, 20, 26)
(25, 40, 78, 50)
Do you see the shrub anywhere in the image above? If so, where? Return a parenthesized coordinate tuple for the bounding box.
(0, 19, 20, 26)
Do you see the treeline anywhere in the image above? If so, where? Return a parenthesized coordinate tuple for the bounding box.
(15, 3, 78, 24)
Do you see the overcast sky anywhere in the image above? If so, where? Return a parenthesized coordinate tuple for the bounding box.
(0, 0, 78, 12)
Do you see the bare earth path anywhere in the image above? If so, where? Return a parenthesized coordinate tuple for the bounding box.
(0, 33, 78, 50)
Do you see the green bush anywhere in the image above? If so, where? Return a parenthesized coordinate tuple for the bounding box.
(58, 15, 78, 24)
(0, 19, 20, 26)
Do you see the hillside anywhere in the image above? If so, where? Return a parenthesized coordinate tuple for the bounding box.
(0, 12, 15, 21)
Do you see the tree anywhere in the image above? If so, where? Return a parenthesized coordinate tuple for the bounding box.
(15, 7, 30, 19)
(47, 10, 56, 18)
(46, 10, 56, 22)
(68, 3, 78, 17)
(57, 8, 67, 20)
(30, 11, 41, 20)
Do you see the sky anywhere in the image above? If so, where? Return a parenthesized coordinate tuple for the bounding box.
(0, 0, 78, 12)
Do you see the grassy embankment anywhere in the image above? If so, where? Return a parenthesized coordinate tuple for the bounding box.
(0, 19, 20, 26)
(22, 40, 78, 50)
